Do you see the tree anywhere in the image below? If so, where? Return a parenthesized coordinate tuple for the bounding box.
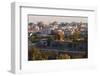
(28, 46, 42, 60)
(37, 21, 44, 28)
(59, 22, 66, 27)
(72, 30, 80, 41)
(28, 22, 34, 26)
(50, 21, 58, 26)
(57, 53, 70, 59)
(47, 36, 54, 46)
(55, 30, 64, 41)
(41, 52, 48, 60)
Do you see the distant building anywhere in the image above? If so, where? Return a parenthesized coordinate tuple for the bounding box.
(64, 30, 71, 36)
(39, 26, 52, 34)
(28, 24, 39, 33)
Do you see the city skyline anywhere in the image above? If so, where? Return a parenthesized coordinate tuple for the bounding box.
(28, 15, 88, 61)
(28, 15, 88, 25)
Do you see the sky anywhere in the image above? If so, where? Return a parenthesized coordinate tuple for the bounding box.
(28, 15, 88, 25)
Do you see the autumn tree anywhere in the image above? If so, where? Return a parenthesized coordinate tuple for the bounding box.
(57, 53, 70, 59)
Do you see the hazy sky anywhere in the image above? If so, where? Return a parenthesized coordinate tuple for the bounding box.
(28, 15, 88, 24)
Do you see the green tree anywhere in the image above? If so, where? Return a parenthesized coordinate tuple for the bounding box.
(28, 22, 33, 26)
(72, 30, 80, 41)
